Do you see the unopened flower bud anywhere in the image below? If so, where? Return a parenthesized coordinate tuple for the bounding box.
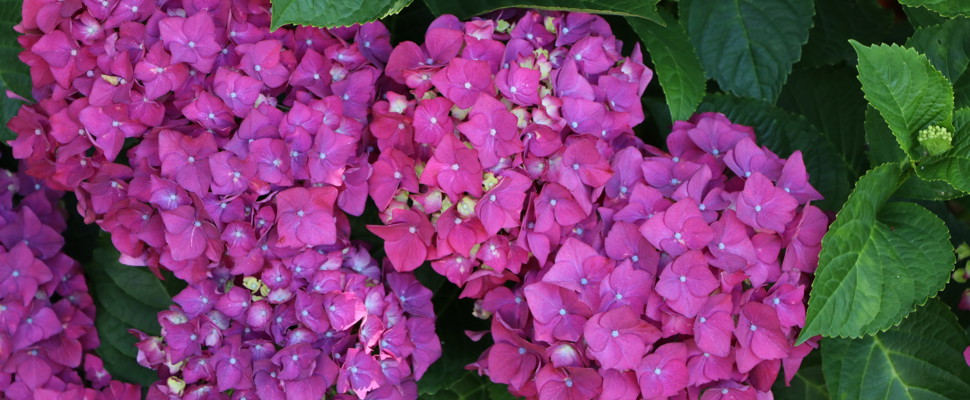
(918, 125, 952, 156)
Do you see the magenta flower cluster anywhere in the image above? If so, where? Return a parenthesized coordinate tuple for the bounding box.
(12, 0, 386, 279)
(10, 0, 440, 398)
(468, 114, 827, 399)
(0, 165, 139, 399)
(136, 244, 440, 400)
(368, 11, 651, 295)
(363, 11, 827, 398)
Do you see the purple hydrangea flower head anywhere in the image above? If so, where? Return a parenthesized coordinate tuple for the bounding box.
(359, 10, 827, 399)
(0, 166, 139, 398)
(9, 1, 444, 398)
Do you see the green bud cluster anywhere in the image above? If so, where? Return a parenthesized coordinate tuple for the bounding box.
(917, 125, 953, 156)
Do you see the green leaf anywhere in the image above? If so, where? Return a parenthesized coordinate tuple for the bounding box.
(956, 70, 970, 108)
(822, 300, 970, 400)
(904, 5, 951, 28)
(899, 0, 970, 18)
(697, 94, 852, 210)
(866, 106, 908, 166)
(907, 18, 970, 83)
(99, 253, 177, 310)
(681, 0, 814, 101)
(626, 12, 705, 122)
(421, 371, 521, 400)
(87, 243, 175, 387)
(851, 41, 955, 160)
(800, 163, 955, 341)
(779, 65, 869, 174)
(88, 248, 166, 334)
(93, 314, 159, 386)
(270, 0, 414, 30)
(917, 108, 970, 193)
(772, 350, 829, 400)
(0, 0, 30, 143)
(896, 174, 965, 200)
(421, 0, 662, 24)
(800, 0, 894, 67)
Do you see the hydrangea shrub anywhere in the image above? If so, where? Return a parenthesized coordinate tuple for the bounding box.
(4, 0, 970, 399)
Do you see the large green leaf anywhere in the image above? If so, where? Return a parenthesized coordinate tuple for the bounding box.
(772, 350, 829, 400)
(822, 300, 970, 400)
(851, 41, 955, 160)
(626, 13, 705, 122)
(93, 312, 159, 386)
(956, 70, 970, 108)
(681, 0, 814, 101)
(800, 0, 894, 67)
(918, 108, 970, 193)
(904, 5, 951, 28)
(907, 18, 970, 83)
(421, 0, 662, 24)
(779, 65, 869, 175)
(866, 106, 908, 167)
(270, 0, 414, 30)
(896, 174, 965, 201)
(0, 0, 30, 143)
(88, 244, 175, 387)
(899, 0, 970, 18)
(421, 371, 521, 400)
(697, 94, 852, 210)
(800, 163, 955, 341)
